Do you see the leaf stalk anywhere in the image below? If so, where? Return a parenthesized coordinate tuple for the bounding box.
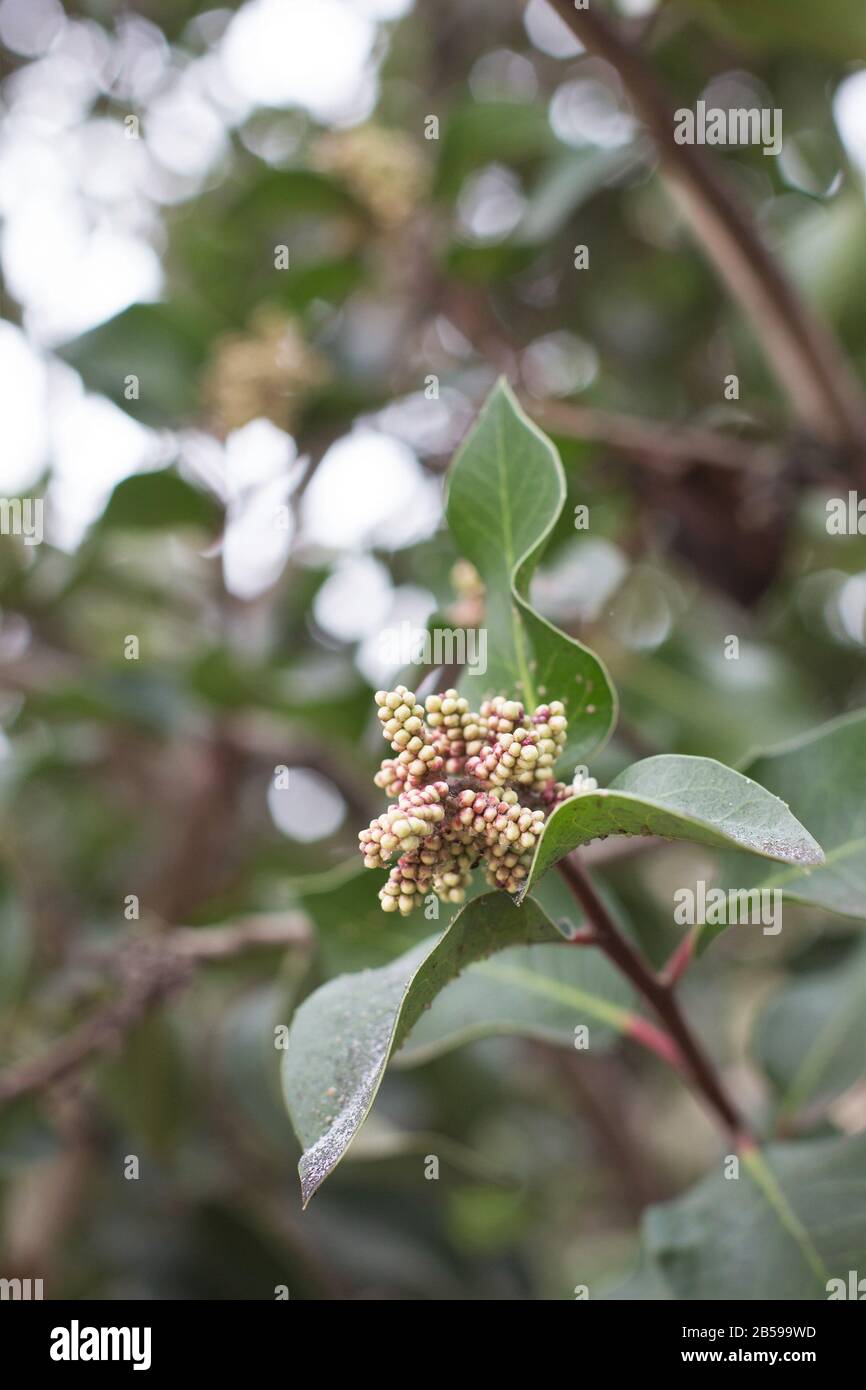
(557, 852, 752, 1144)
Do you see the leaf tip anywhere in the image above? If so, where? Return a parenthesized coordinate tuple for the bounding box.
(775, 831, 825, 869)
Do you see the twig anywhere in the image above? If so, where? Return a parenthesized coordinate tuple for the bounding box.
(558, 852, 750, 1142)
(526, 397, 781, 473)
(625, 1013, 685, 1070)
(659, 926, 698, 987)
(544, 0, 866, 453)
(168, 914, 312, 959)
(0, 914, 311, 1109)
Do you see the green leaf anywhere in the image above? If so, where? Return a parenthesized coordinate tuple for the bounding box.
(274, 257, 364, 311)
(344, 1114, 519, 1188)
(719, 711, 866, 922)
(225, 168, 363, 224)
(282, 892, 636, 1204)
(754, 940, 866, 1117)
(219, 985, 300, 1161)
(515, 145, 646, 246)
(100, 1012, 187, 1159)
(396, 869, 632, 1063)
(434, 100, 556, 198)
(520, 753, 824, 901)
(97, 470, 222, 534)
(632, 1136, 866, 1301)
(393, 941, 633, 1065)
(291, 860, 432, 973)
(0, 868, 29, 1008)
(603, 1257, 674, 1301)
(58, 303, 215, 426)
(616, 611, 822, 767)
(683, 0, 866, 60)
(442, 242, 536, 284)
(446, 379, 616, 760)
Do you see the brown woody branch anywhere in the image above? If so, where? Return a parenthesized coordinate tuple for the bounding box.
(526, 396, 780, 473)
(558, 851, 750, 1143)
(0, 914, 312, 1109)
(544, 0, 866, 455)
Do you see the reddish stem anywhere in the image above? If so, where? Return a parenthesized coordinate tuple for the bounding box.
(557, 853, 751, 1144)
(626, 1015, 686, 1071)
(659, 929, 696, 988)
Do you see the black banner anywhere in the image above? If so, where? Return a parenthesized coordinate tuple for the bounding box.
(1, 1298, 862, 1374)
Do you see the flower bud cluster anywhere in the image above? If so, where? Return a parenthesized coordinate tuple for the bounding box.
(423, 691, 484, 773)
(454, 788, 547, 894)
(203, 308, 328, 435)
(360, 686, 584, 915)
(372, 686, 444, 795)
(312, 126, 428, 230)
(465, 698, 569, 793)
(359, 780, 449, 867)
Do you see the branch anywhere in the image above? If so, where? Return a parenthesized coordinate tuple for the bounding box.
(558, 852, 750, 1143)
(525, 397, 782, 473)
(0, 914, 312, 1109)
(544, 0, 866, 453)
(659, 925, 698, 987)
(168, 914, 312, 959)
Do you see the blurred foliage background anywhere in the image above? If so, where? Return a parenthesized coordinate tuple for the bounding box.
(1, 0, 865, 1300)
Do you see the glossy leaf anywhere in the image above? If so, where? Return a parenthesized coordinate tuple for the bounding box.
(719, 710, 866, 922)
(755, 939, 866, 1115)
(283, 892, 636, 1204)
(396, 869, 632, 1063)
(626, 1136, 866, 1301)
(520, 753, 824, 900)
(446, 378, 616, 760)
(396, 939, 633, 1066)
(345, 1114, 519, 1188)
